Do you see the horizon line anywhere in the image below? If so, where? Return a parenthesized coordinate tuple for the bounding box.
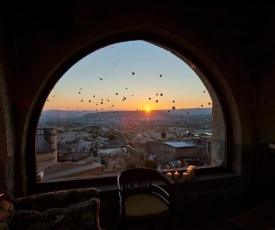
(42, 107, 212, 112)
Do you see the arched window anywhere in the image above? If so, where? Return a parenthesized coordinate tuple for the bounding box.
(35, 40, 226, 183)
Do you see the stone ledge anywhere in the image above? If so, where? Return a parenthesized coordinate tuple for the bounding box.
(97, 171, 241, 193)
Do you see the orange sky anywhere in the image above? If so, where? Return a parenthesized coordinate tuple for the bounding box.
(43, 41, 212, 112)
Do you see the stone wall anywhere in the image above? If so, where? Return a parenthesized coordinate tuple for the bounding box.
(3, 0, 275, 198)
(146, 141, 175, 163)
(173, 186, 242, 219)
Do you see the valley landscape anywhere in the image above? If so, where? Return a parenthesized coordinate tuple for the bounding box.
(36, 108, 213, 181)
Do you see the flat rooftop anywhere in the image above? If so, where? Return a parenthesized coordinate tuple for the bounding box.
(163, 141, 198, 148)
(58, 152, 92, 162)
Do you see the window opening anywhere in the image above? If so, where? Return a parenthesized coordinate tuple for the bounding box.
(36, 40, 226, 183)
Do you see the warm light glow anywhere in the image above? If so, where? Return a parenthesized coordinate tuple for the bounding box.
(146, 107, 151, 112)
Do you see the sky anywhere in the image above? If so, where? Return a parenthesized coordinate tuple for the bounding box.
(43, 40, 212, 112)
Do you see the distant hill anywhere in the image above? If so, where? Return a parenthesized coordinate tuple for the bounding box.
(168, 108, 212, 115)
(40, 110, 88, 121)
(39, 108, 212, 122)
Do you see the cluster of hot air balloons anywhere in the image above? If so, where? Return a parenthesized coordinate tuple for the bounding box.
(45, 66, 211, 112)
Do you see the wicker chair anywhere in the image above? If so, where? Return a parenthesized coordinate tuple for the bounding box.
(117, 167, 174, 230)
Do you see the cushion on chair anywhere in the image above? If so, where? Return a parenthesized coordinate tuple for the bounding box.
(12, 198, 101, 230)
(125, 194, 170, 221)
(13, 188, 99, 212)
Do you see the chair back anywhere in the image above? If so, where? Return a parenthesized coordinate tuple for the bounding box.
(117, 168, 174, 229)
(117, 167, 172, 197)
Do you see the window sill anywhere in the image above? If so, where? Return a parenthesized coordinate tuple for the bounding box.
(96, 171, 240, 194)
(33, 168, 240, 195)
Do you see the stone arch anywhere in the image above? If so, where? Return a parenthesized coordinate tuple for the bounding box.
(0, 65, 16, 195)
(22, 13, 241, 193)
